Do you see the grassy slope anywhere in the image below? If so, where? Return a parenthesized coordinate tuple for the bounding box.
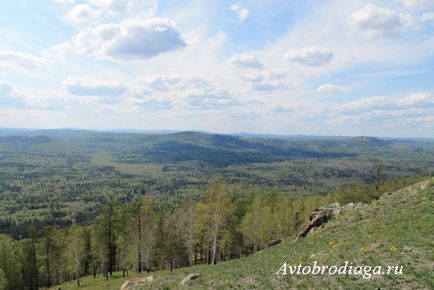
(55, 179, 434, 290)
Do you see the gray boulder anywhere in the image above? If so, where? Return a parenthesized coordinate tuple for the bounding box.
(179, 273, 201, 286)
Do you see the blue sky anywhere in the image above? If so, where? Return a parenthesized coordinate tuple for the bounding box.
(0, 0, 433, 137)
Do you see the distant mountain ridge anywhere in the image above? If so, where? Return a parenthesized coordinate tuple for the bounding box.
(0, 128, 432, 141)
(346, 136, 390, 146)
(0, 129, 432, 167)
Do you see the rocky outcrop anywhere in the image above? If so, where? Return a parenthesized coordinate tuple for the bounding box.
(268, 239, 282, 247)
(295, 201, 366, 241)
(179, 273, 201, 286)
(120, 276, 153, 290)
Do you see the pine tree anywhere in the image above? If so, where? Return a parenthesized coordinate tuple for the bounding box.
(0, 235, 22, 290)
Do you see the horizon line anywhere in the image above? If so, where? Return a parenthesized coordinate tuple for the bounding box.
(0, 127, 433, 140)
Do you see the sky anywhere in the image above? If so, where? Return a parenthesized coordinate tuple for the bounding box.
(0, 0, 433, 137)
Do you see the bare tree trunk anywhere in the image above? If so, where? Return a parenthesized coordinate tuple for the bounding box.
(32, 239, 38, 289)
(194, 244, 197, 264)
(211, 207, 220, 266)
(170, 257, 174, 273)
(137, 205, 142, 272)
(107, 203, 115, 275)
(374, 164, 383, 193)
(211, 231, 218, 265)
(46, 236, 50, 288)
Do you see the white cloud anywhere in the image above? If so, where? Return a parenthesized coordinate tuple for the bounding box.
(0, 50, 43, 70)
(339, 96, 395, 112)
(89, 0, 136, 12)
(339, 93, 434, 112)
(398, 93, 434, 107)
(229, 53, 263, 69)
(329, 93, 434, 131)
(188, 89, 240, 110)
(138, 75, 209, 92)
(0, 81, 13, 96)
(284, 47, 333, 66)
(134, 99, 172, 111)
(66, 4, 101, 24)
(241, 70, 288, 92)
(63, 77, 126, 97)
(229, 3, 250, 23)
(421, 12, 434, 21)
(59, 17, 186, 60)
(400, 0, 434, 8)
(250, 81, 284, 92)
(317, 84, 347, 94)
(349, 5, 417, 38)
(133, 74, 240, 110)
(52, 0, 75, 4)
(273, 104, 293, 113)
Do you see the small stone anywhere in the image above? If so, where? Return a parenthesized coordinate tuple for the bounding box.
(179, 273, 201, 286)
(403, 246, 413, 252)
(120, 276, 153, 290)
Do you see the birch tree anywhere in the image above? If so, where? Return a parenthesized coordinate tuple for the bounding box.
(196, 182, 234, 265)
(66, 225, 85, 287)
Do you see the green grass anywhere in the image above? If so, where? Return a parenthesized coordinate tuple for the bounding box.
(50, 272, 142, 290)
(90, 151, 163, 175)
(55, 178, 434, 289)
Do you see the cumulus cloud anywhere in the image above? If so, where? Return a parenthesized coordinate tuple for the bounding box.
(133, 74, 240, 110)
(400, 0, 434, 8)
(317, 84, 347, 94)
(89, 0, 138, 12)
(229, 53, 263, 69)
(0, 82, 41, 109)
(349, 5, 417, 38)
(250, 80, 285, 92)
(421, 12, 434, 21)
(339, 93, 434, 112)
(339, 96, 393, 112)
(63, 77, 126, 97)
(284, 47, 333, 66)
(57, 17, 186, 60)
(398, 93, 434, 107)
(241, 70, 288, 92)
(0, 50, 43, 70)
(330, 93, 434, 129)
(52, 0, 75, 4)
(138, 75, 209, 92)
(273, 104, 293, 113)
(66, 4, 101, 24)
(0, 81, 13, 96)
(188, 89, 240, 110)
(229, 3, 250, 23)
(130, 74, 240, 111)
(135, 99, 172, 111)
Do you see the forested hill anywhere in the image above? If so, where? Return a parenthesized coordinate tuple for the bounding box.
(0, 129, 433, 239)
(0, 129, 431, 164)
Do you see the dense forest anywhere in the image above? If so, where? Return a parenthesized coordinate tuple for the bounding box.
(0, 130, 432, 289)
